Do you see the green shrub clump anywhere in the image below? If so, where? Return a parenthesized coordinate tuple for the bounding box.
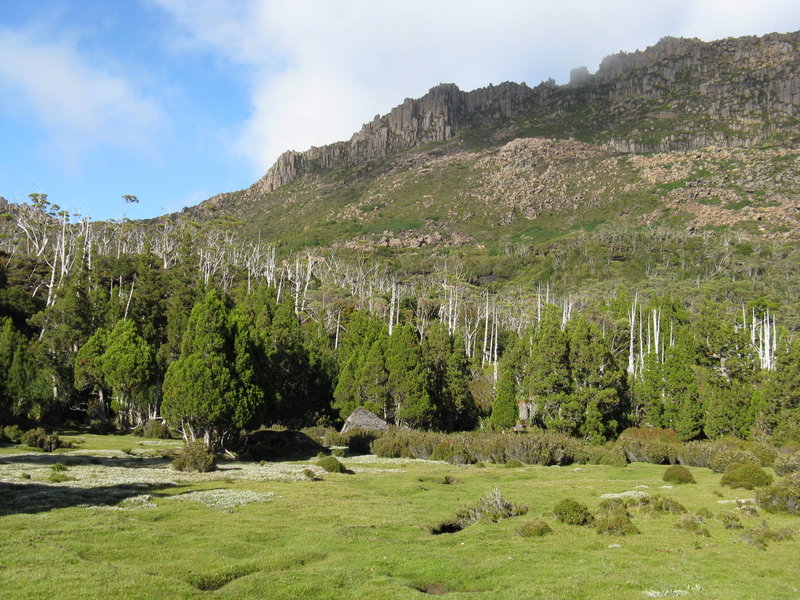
(171, 440, 217, 472)
(617, 428, 679, 464)
(3, 424, 24, 443)
(756, 473, 800, 515)
(675, 515, 710, 537)
(142, 420, 171, 439)
(741, 521, 793, 550)
(719, 511, 743, 529)
(774, 451, 800, 476)
(516, 520, 552, 537)
(709, 448, 758, 473)
(721, 463, 773, 490)
(455, 488, 527, 525)
(553, 498, 595, 526)
(317, 455, 348, 473)
(663, 464, 696, 484)
(596, 512, 639, 536)
(21, 428, 71, 452)
(504, 459, 524, 468)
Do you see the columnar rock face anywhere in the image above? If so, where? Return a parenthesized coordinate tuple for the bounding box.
(251, 31, 800, 194)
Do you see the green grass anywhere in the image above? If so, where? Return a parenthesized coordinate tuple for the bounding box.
(0, 434, 798, 599)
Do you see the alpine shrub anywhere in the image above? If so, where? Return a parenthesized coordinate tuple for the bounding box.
(617, 428, 679, 464)
(504, 459, 524, 468)
(663, 464, 696, 484)
(719, 511, 743, 529)
(516, 520, 552, 537)
(317, 455, 348, 473)
(774, 451, 800, 476)
(142, 420, 171, 439)
(3, 425, 24, 442)
(756, 473, 800, 515)
(721, 463, 773, 490)
(553, 498, 595, 526)
(709, 448, 758, 473)
(455, 488, 527, 525)
(741, 521, 793, 550)
(675, 515, 710, 537)
(21, 428, 71, 452)
(596, 512, 639, 536)
(171, 440, 217, 472)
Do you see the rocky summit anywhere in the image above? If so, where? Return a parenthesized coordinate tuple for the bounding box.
(189, 31, 800, 250)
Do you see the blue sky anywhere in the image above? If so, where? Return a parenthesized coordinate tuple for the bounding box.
(0, 1, 798, 221)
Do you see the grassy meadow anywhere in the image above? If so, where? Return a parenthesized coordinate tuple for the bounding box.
(0, 432, 798, 599)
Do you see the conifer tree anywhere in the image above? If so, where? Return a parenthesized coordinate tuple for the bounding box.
(386, 324, 434, 427)
(101, 319, 156, 426)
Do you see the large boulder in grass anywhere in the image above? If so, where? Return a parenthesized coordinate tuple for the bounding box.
(341, 408, 389, 434)
(244, 430, 324, 461)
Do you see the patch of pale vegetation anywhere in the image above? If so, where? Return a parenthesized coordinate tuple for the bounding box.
(641, 584, 703, 597)
(600, 490, 650, 500)
(167, 489, 276, 512)
(0, 451, 329, 489)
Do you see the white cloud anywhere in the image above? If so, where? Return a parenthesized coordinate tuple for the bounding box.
(151, 0, 800, 177)
(0, 28, 164, 169)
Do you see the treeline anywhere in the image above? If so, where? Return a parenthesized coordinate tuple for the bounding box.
(0, 196, 799, 449)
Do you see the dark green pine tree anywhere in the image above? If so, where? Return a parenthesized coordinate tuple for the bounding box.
(422, 322, 477, 431)
(333, 311, 386, 419)
(662, 332, 701, 440)
(567, 316, 628, 443)
(523, 306, 573, 434)
(74, 327, 110, 422)
(386, 324, 434, 428)
(162, 289, 262, 448)
(355, 333, 391, 420)
(101, 319, 156, 427)
(491, 331, 524, 428)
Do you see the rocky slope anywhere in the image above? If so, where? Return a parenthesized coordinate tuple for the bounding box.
(249, 31, 800, 195)
(190, 31, 800, 249)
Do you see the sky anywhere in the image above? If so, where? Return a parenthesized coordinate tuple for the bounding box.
(0, 1, 798, 221)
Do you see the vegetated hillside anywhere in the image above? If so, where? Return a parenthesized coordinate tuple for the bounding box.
(186, 31, 800, 258)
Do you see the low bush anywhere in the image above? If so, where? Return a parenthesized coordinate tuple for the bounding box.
(596, 512, 639, 536)
(171, 440, 217, 472)
(719, 511, 743, 529)
(721, 463, 773, 490)
(675, 515, 710, 537)
(709, 448, 758, 473)
(774, 451, 800, 476)
(504, 459, 524, 468)
(598, 498, 630, 515)
(756, 473, 800, 515)
(47, 471, 69, 483)
(141, 420, 171, 439)
(676, 441, 716, 468)
(630, 495, 686, 515)
(347, 430, 381, 455)
(617, 428, 679, 464)
(88, 419, 116, 435)
(455, 488, 527, 525)
(331, 448, 346, 457)
(3, 424, 24, 443)
(51, 462, 67, 472)
(516, 520, 552, 537)
(663, 464, 696, 484)
(583, 443, 628, 467)
(553, 498, 595, 526)
(317, 455, 348, 474)
(21, 428, 71, 452)
(741, 521, 793, 550)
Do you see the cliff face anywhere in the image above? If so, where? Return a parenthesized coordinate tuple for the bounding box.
(250, 31, 800, 194)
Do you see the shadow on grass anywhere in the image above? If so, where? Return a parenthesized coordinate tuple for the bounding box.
(0, 452, 173, 469)
(0, 480, 175, 516)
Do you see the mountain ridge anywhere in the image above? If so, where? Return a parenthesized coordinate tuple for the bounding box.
(239, 31, 800, 198)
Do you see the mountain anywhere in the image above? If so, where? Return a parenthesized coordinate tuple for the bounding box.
(169, 31, 800, 314)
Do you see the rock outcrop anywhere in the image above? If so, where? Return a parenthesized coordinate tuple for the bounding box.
(251, 31, 800, 195)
